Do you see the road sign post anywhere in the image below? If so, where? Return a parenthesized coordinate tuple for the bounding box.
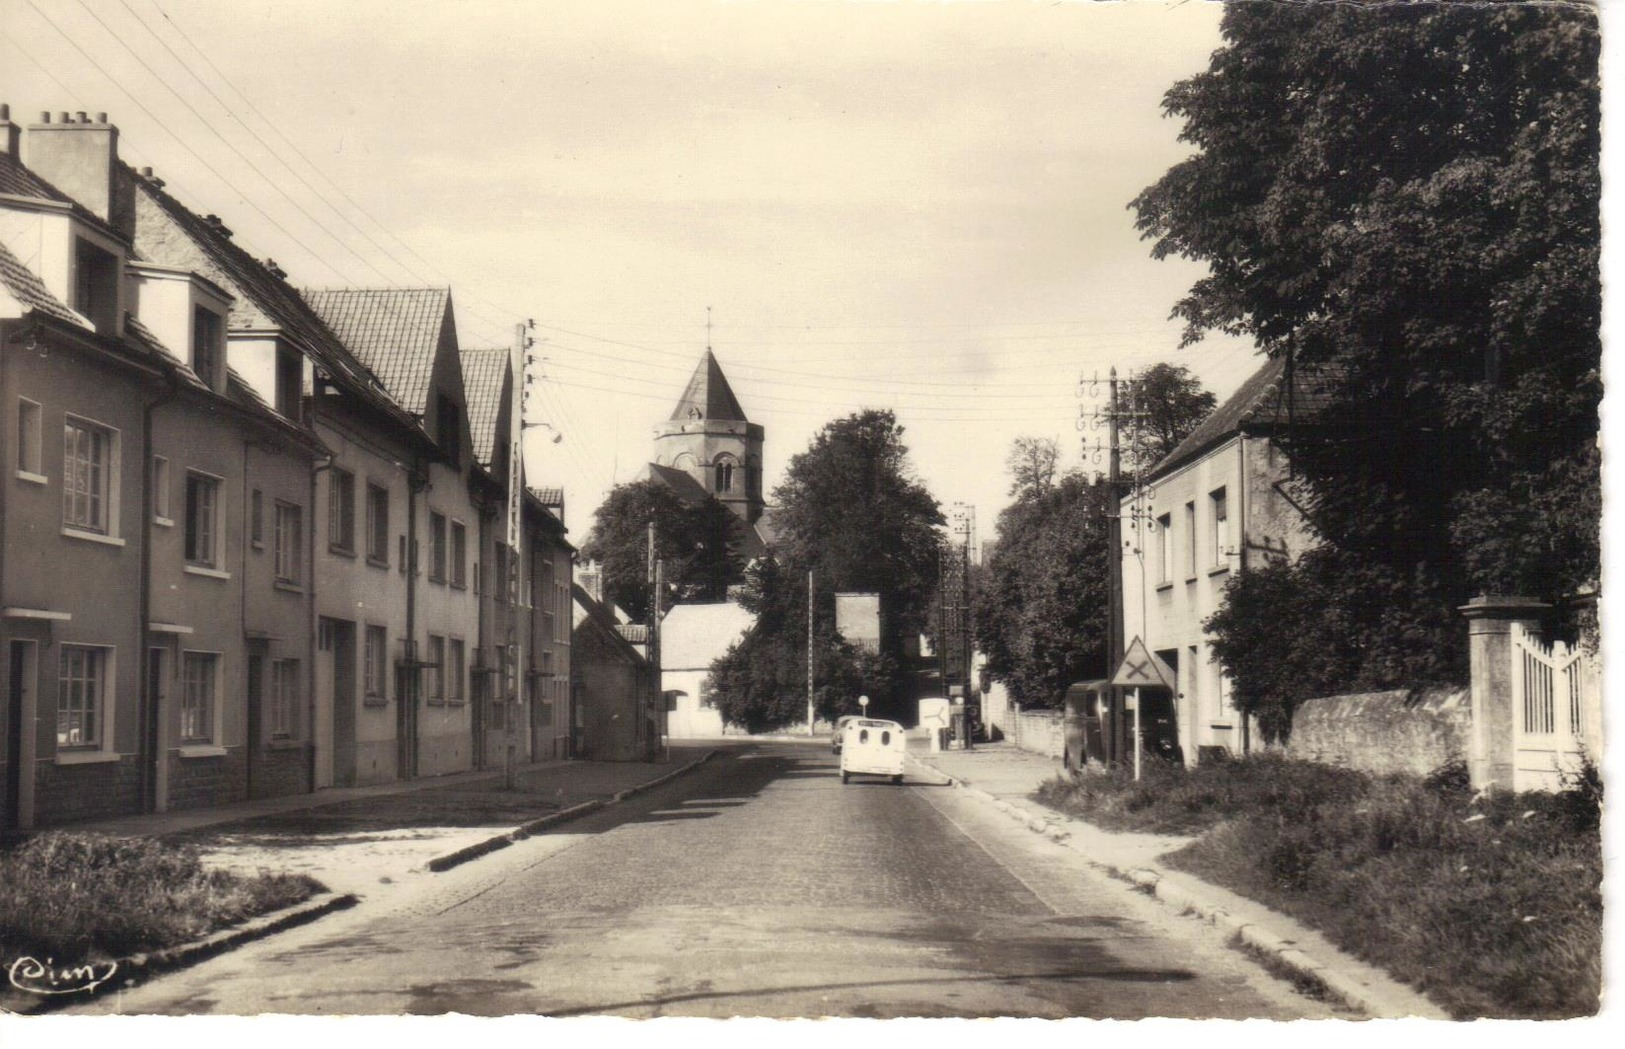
(1110, 637, 1175, 779)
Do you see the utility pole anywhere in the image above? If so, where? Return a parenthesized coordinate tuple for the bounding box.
(806, 570, 815, 735)
(1107, 369, 1124, 765)
(648, 521, 660, 752)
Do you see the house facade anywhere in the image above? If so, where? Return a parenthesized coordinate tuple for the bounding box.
(659, 600, 755, 738)
(2, 107, 571, 833)
(1118, 356, 1319, 764)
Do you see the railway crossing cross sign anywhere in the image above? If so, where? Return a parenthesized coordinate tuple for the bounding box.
(1111, 637, 1175, 691)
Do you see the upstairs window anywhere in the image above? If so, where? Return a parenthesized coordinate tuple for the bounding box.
(63, 417, 113, 534)
(328, 469, 355, 553)
(192, 306, 223, 390)
(17, 398, 42, 478)
(450, 520, 467, 587)
(275, 501, 303, 585)
(1210, 488, 1229, 567)
(185, 471, 222, 567)
(715, 456, 735, 493)
(428, 511, 447, 582)
(366, 483, 389, 564)
(1155, 512, 1173, 584)
(73, 238, 119, 333)
(275, 348, 302, 420)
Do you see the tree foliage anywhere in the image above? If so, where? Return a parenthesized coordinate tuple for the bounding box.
(975, 468, 1111, 708)
(1126, 363, 1217, 471)
(770, 409, 944, 662)
(710, 410, 939, 728)
(708, 558, 895, 734)
(1005, 436, 1060, 499)
(580, 480, 741, 622)
(1133, 2, 1601, 702)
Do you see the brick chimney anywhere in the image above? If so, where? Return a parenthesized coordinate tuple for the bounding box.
(23, 110, 132, 237)
(0, 104, 19, 158)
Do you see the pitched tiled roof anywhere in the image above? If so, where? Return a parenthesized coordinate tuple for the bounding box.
(129, 170, 411, 431)
(530, 486, 564, 507)
(1148, 354, 1335, 481)
(669, 350, 748, 423)
(459, 346, 507, 468)
(303, 287, 450, 417)
(0, 239, 82, 325)
(0, 151, 124, 243)
(572, 583, 647, 667)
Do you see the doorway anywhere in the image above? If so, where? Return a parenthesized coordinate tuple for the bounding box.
(5, 640, 37, 833)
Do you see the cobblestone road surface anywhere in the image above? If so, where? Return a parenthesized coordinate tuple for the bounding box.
(69, 743, 1334, 1019)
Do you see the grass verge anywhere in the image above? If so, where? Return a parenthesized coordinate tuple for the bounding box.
(1037, 754, 1601, 1019)
(0, 832, 324, 965)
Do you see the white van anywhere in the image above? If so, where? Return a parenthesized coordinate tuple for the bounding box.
(839, 719, 906, 784)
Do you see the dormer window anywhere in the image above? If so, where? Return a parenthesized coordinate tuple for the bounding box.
(192, 306, 222, 389)
(73, 237, 119, 333)
(275, 347, 302, 420)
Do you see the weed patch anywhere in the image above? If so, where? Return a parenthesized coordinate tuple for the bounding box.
(0, 832, 323, 965)
(1038, 754, 1601, 1019)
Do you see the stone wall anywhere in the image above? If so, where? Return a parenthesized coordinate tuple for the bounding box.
(34, 756, 143, 826)
(167, 749, 250, 812)
(1010, 708, 1065, 760)
(1287, 688, 1470, 777)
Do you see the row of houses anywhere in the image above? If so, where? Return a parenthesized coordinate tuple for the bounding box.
(1, 107, 578, 833)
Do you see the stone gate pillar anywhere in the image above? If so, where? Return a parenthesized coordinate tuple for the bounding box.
(1459, 595, 1548, 790)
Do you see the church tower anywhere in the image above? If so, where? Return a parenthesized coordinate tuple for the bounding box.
(653, 350, 765, 524)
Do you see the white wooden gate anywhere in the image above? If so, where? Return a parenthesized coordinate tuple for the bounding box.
(1511, 623, 1602, 792)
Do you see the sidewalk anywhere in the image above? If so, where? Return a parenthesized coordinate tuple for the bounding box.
(70, 746, 716, 898)
(907, 739, 1451, 1020)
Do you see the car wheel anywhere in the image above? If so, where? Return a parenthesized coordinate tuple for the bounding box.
(841, 771, 849, 784)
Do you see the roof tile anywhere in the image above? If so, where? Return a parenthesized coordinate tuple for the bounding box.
(303, 287, 450, 417)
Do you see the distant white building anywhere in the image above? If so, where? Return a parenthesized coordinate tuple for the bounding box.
(660, 600, 756, 738)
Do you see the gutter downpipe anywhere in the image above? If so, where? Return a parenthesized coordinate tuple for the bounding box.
(404, 455, 428, 780)
(308, 448, 333, 794)
(140, 365, 182, 814)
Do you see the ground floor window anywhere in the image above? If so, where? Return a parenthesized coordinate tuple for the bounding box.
(57, 644, 107, 748)
(271, 658, 298, 738)
(181, 651, 219, 743)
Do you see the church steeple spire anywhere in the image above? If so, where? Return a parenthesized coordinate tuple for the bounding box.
(668, 349, 749, 424)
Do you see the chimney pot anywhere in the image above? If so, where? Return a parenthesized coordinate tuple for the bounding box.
(75, 111, 87, 123)
(58, 112, 70, 124)
(40, 112, 51, 123)
(139, 166, 152, 177)
(0, 104, 9, 120)
(96, 112, 108, 124)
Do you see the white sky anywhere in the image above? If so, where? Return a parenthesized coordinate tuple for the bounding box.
(0, 0, 1262, 536)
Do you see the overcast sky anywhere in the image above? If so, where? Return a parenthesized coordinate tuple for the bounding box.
(0, 0, 1396, 535)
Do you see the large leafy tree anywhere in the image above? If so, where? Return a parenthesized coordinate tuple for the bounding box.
(1133, 1, 1601, 710)
(1126, 363, 1217, 470)
(770, 410, 945, 686)
(975, 466, 1112, 708)
(708, 558, 893, 734)
(580, 480, 741, 622)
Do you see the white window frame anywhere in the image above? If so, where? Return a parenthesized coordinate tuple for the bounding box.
(62, 414, 121, 544)
(152, 455, 172, 525)
(184, 469, 225, 571)
(364, 624, 387, 699)
(180, 649, 222, 747)
(447, 638, 465, 705)
(328, 468, 355, 553)
(1156, 512, 1173, 584)
(450, 519, 467, 588)
(275, 499, 303, 585)
(270, 658, 298, 738)
(1210, 487, 1230, 567)
(16, 397, 45, 483)
(428, 511, 447, 582)
(57, 643, 115, 757)
(426, 634, 445, 704)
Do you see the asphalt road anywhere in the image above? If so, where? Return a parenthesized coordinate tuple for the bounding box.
(71, 742, 1334, 1019)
